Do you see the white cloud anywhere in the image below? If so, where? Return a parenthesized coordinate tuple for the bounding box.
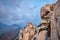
(0, 0, 57, 26)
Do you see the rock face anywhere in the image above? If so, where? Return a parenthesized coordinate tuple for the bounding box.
(18, 23, 36, 40)
(16, 0, 60, 40)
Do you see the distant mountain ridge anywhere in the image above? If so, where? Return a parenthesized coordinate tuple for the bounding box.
(0, 23, 9, 35)
(0, 23, 22, 40)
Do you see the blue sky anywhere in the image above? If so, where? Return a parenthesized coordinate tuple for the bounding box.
(0, 0, 57, 26)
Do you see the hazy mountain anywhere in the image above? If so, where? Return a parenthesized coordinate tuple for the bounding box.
(0, 23, 22, 40)
(0, 23, 9, 35)
(0, 28, 20, 40)
(10, 24, 22, 30)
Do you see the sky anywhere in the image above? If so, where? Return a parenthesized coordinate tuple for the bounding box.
(0, 0, 57, 26)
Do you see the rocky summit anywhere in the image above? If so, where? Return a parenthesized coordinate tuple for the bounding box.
(16, 0, 60, 40)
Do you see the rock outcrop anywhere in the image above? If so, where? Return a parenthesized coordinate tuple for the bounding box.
(18, 23, 36, 40)
(16, 0, 60, 40)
